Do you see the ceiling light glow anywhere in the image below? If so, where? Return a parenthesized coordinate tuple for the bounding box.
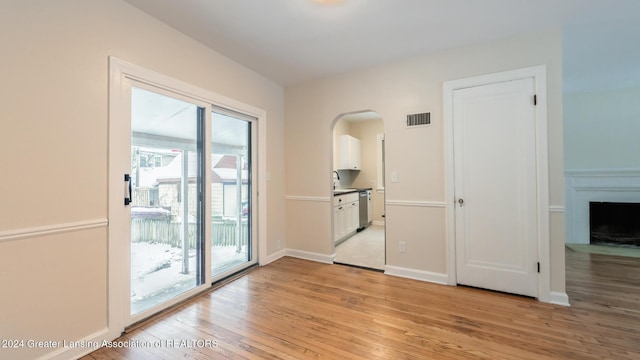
(312, 0, 346, 4)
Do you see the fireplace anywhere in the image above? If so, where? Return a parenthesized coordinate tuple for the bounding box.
(590, 201, 640, 247)
(566, 170, 640, 244)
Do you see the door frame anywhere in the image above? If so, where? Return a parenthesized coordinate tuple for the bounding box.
(107, 57, 268, 336)
(443, 65, 551, 302)
(329, 110, 386, 266)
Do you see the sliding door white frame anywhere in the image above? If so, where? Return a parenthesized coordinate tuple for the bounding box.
(107, 57, 267, 337)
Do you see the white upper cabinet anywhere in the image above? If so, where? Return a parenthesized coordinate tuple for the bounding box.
(337, 135, 361, 170)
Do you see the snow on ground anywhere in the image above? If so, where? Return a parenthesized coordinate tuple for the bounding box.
(130, 242, 249, 314)
(131, 242, 196, 301)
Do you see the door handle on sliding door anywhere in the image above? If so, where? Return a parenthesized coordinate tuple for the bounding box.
(124, 174, 132, 206)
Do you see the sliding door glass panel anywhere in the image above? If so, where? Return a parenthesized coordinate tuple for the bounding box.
(130, 86, 204, 315)
(211, 110, 252, 277)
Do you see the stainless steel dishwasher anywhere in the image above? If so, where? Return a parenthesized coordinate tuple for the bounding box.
(358, 190, 369, 231)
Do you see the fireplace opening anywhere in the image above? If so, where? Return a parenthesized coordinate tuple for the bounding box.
(590, 202, 640, 247)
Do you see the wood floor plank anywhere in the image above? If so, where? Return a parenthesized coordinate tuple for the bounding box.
(82, 249, 640, 359)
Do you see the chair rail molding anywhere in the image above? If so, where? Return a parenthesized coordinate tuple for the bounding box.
(0, 218, 108, 243)
(385, 200, 446, 208)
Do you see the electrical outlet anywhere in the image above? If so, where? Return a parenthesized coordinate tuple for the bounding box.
(399, 241, 406, 253)
(277, 239, 282, 249)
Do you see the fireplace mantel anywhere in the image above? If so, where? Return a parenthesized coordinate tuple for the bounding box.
(565, 169, 640, 244)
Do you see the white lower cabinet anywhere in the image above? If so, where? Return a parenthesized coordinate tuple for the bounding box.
(347, 200, 359, 232)
(334, 204, 346, 241)
(334, 192, 359, 244)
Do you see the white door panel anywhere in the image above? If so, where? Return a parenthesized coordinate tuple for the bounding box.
(453, 78, 538, 297)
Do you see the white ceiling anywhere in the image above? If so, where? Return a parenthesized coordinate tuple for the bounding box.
(124, 0, 640, 87)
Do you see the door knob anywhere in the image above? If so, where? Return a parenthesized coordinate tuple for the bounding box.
(458, 198, 464, 207)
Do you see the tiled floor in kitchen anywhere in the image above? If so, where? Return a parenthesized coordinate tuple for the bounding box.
(334, 225, 385, 270)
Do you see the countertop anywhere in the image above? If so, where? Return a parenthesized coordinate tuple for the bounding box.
(333, 187, 372, 196)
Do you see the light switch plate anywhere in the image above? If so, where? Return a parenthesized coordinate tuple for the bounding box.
(391, 171, 398, 183)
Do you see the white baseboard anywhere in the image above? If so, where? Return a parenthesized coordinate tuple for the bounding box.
(39, 327, 111, 360)
(286, 249, 335, 264)
(549, 291, 571, 307)
(384, 265, 449, 285)
(371, 220, 385, 226)
(261, 249, 287, 265)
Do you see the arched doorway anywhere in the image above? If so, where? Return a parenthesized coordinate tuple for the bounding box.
(331, 111, 385, 270)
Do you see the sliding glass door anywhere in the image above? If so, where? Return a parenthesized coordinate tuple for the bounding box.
(210, 109, 253, 277)
(121, 80, 258, 324)
(129, 86, 205, 317)
(109, 58, 263, 335)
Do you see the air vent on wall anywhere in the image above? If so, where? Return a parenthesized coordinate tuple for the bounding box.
(406, 112, 431, 127)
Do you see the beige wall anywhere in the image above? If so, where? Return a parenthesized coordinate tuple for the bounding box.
(285, 29, 564, 291)
(564, 86, 640, 170)
(0, 1, 285, 359)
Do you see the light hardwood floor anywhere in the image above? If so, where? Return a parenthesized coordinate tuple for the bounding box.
(84, 249, 640, 359)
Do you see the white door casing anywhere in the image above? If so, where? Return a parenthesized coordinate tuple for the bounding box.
(444, 66, 550, 302)
(453, 78, 537, 297)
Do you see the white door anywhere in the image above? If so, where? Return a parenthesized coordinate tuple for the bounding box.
(453, 77, 538, 297)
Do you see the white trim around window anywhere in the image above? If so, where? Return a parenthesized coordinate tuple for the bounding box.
(107, 56, 268, 340)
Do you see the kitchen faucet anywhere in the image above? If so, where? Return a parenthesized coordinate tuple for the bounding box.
(333, 171, 340, 190)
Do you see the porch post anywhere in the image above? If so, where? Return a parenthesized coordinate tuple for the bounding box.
(235, 154, 243, 253)
(181, 150, 190, 274)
